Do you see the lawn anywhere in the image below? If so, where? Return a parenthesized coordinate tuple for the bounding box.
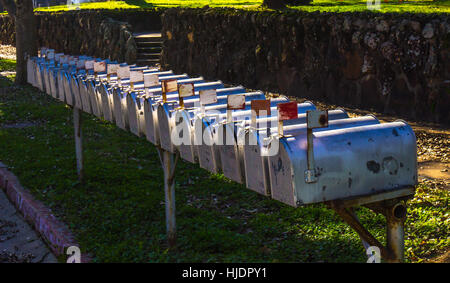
(0, 59, 448, 262)
(31, 0, 450, 14)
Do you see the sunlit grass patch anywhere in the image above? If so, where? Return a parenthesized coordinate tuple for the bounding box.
(32, 0, 450, 13)
(0, 58, 16, 72)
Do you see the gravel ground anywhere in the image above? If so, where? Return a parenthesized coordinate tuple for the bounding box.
(0, 45, 16, 60)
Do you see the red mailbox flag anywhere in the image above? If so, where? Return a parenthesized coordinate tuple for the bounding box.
(277, 101, 298, 121)
(251, 99, 271, 116)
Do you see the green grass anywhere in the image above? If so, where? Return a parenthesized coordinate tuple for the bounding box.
(0, 58, 15, 72)
(31, 0, 450, 14)
(0, 59, 448, 262)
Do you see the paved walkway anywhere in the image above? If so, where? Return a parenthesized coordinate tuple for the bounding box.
(0, 189, 57, 263)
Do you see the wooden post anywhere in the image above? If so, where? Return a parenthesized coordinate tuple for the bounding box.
(73, 107, 83, 182)
(157, 147, 179, 249)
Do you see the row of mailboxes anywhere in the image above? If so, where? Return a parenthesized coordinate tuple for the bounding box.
(28, 49, 417, 207)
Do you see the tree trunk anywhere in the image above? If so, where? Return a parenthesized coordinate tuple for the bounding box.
(14, 0, 37, 85)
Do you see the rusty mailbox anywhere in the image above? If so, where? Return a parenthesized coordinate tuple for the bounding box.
(267, 119, 417, 206)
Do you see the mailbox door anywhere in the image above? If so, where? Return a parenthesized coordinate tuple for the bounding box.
(157, 103, 175, 152)
(174, 110, 196, 163)
(88, 81, 101, 118)
(71, 76, 82, 109)
(43, 66, 51, 95)
(195, 117, 221, 174)
(137, 97, 146, 137)
(127, 94, 140, 137)
(57, 71, 65, 103)
(100, 84, 113, 122)
(144, 98, 157, 144)
(49, 70, 58, 99)
(218, 123, 245, 184)
(27, 58, 34, 86)
(63, 74, 74, 106)
(243, 130, 271, 196)
(79, 80, 92, 114)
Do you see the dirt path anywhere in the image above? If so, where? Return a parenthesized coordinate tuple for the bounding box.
(0, 188, 57, 263)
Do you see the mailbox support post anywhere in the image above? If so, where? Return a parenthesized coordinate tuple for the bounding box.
(385, 201, 407, 263)
(157, 147, 179, 250)
(73, 107, 83, 182)
(329, 189, 412, 263)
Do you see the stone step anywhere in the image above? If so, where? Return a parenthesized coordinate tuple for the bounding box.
(137, 53, 161, 60)
(136, 58, 160, 67)
(138, 47, 162, 53)
(134, 32, 162, 39)
(136, 41, 163, 48)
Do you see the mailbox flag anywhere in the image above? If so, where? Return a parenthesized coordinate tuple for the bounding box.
(107, 64, 120, 75)
(162, 79, 178, 93)
(85, 60, 95, 70)
(76, 60, 86, 70)
(199, 89, 217, 105)
(178, 83, 195, 98)
(306, 110, 329, 129)
(227, 94, 245, 110)
(60, 55, 69, 65)
(277, 101, 298, 121)
(251, 99, 271, 116)
(47, 50, 55, 60)
(94, 61, 106, 73)
(117, 66, 130, 79)
(130, 70, 144, 83)
(144, 73, 159, 87)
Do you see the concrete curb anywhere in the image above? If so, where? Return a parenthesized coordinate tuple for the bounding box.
(0, 162, 91, 263)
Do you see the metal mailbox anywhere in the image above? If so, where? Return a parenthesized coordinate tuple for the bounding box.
(192, 97, 289, 174)
(78, 77, 92, 114)
(127, 92, 147, 137)
(63, 71, 75, 106)
(87, 79, 102, 118)
(173, 89, 258, 163)
(267, 121, 417, 206)
(98, 81, 114, 122)
(70, 74, 83, 109)
(167, 91, 267, 160)
(243, 114, 379, 196)
(113, 87, 130, 130)
(144, 85, 244, 146)
(27, 57, 36, 86)
(217, 102, 320, 184)
(49, 67, 60, 99)
(57, 69, 66, 103)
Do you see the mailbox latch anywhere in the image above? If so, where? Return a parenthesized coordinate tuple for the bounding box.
(304, 110, 328, 184)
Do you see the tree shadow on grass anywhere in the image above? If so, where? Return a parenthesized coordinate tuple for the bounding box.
(123, 0, 155, 9)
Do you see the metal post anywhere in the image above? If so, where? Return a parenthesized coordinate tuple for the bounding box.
(385, 202, 407, 263)
(157, 147, 179, 249)
(73, 107, 83, 182)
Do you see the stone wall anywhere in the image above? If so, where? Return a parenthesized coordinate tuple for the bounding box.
(0, 15, 14, 46)
(161, 8, 450, 125)
(0, 9, 163, 64)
